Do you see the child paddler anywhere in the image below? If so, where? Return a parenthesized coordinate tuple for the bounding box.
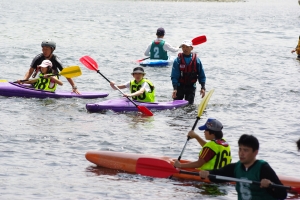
(291, 35, 300, 60)
(109, 67, 155, 103)
(174, 118, 232, 170)
(20, 60, 63, 92)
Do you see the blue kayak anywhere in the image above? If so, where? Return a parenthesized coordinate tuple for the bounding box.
(139, 59, 172, 67)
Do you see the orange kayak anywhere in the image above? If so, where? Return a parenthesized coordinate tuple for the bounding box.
(85, 151, 300, 193)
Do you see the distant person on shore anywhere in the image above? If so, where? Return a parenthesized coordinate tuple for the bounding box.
(199, 134, 287, 200)
(297, 138, 300, 151)
(144, 27, 178, 60)
(20, 60, 63, 92)
(110, 67, 155, 102)
(174, 118, 231, 170)
(20, 40, 80, 94)
(171, 40, 206, 104)
(291, 35, 300, 60)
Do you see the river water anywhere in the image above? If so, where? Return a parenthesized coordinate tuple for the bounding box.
(0, 0, 300, 199)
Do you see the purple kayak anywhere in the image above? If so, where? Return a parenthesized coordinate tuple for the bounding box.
(86, 98, 189, 113)
(0, 82, 109, 99)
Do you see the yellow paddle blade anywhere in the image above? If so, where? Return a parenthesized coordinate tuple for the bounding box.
(59, 66, 82, 78)
(0, 80, 8, 82)
(197, 89, 215, 117)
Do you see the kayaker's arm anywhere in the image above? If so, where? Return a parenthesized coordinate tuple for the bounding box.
(110, 81, 126, 90)
(174, 158, 206, 169)
(187, 130, 206, 147)
(260, 163, 287, 199)
(24, 67, 35, 80)
(66, 77, 80, 94)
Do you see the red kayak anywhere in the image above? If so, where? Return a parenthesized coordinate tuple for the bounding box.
(85, 151, 300, 194)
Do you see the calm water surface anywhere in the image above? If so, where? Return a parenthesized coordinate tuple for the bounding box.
(0, 0, 300, 199)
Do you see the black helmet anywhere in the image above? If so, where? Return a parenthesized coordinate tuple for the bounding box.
(41, 40, 56, 50)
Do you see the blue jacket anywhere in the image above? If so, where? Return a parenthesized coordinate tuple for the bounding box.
(171, 53, 206, 90)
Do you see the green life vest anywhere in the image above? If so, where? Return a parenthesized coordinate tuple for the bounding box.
(130, 78, 155, 102)
(150, 40, 168, 60)
(234, 160, 276, 200)
(198, 139, 231, 170)
(34, 73, 57, 92)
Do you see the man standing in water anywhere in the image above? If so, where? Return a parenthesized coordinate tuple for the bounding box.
(21, 40, 80, 94)
(171, 40, 206, 104)
(199, 134, 287, 200)
(144, 27, 178, 60)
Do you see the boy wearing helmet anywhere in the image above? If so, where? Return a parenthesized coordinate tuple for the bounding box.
(23, 60, 63, 92)
(109, 67, 155, 103)
(174, 118, 231, 171)
(21, 40, 80, 94)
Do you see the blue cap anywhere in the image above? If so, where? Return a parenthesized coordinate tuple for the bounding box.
(199, 118, 223, 131)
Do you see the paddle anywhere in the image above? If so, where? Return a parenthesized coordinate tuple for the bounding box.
(178, 89, 215, 161)
(79, 55, 154, 116)
(136, 158, 293, 191)
(136, 35, 207, 63)
(136, 57, 150, 63)
(0, 66, 82, 83)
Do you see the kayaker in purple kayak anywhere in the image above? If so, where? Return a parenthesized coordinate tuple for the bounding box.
(109, 67, 156, 103)
(21, 60, 63, 92)
(20, 40, 80, 94)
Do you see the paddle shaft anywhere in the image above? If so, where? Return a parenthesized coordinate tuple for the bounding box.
(96, 70, 140, 107)
(179, 170, 291, 190)
(177, 117, 200, 160)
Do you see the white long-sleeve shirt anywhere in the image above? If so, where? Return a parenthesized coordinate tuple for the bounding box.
(144, 38, 179, 56)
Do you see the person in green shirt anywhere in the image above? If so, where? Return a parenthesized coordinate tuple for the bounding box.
(199, 134, 287, 200)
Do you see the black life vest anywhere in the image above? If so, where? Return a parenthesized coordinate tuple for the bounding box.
(178, 53, 198, 85)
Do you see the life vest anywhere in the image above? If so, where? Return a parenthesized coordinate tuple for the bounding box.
(234, 160, 276, 200)
(34, 73, 57, 92)
(296, 38, 300, 55)
(198, 139, 231, 170)
(150, 40, 168, 60)
(178, 53, 198, 85)
(130, 78, 155, 102)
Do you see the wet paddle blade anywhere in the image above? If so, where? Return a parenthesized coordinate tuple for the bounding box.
(197, 89, 214, 117)
(136, 158, 179, 178)
(137, 105, 153, 116)
(79, 56, 98, 71)
(59, 66, 82, 78)
(0, 80, 8, 82)
(192, 35, 207, 46)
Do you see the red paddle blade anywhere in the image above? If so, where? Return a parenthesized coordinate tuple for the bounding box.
(137, 106, 153, 116)
(192, 35, 207, 46)
(79, 56, 98, 71)
(136, 158, 179, 178)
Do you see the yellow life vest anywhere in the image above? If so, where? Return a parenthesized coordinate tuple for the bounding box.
(34, 73, 58, 92)
(296, 37, 300, 55)
(198, 139, 232, 170)
(130, 78, 155, 102)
